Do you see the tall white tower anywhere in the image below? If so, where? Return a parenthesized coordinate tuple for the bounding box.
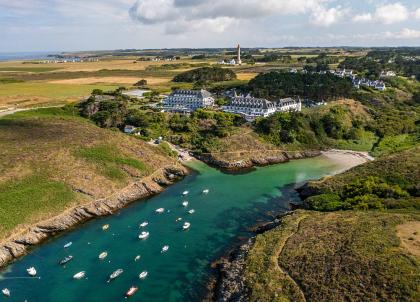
(237, 44, 242, 65)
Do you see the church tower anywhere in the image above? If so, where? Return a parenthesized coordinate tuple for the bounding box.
(237, 44, 242, 65)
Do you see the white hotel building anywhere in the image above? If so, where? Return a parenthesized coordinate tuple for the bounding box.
(162, 89, 214, 113)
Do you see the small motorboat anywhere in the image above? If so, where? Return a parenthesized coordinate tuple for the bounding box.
(125, 286, 138, 297)
(102, 224, 110, 231)
(2, 288, 10, 297)
(134, 255, 141, 262)
(182, 191, 189, 196)
(107, 269, 123, 282)
(27, 267, 37, 277)
(139, 271, 148, 279)
(176, 217, 182, 222)
(188, 209, 195, 214)
(59, 255, 73, 265)
(73, 271, 86, 279)
(182, 222, 191, 230)
(202, 189, 209, 194)
(138, 231, 149, 240)
(182, 201, 189, 207)
(155, 208, 165, 214)
(63, 242, 72, 248)
(161, 245, 169, 253)
(99, 252, 108, 260)
(139, 221, 148, 228)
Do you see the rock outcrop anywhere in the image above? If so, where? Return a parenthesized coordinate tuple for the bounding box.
(197, 150, 321, 171)
(0, 165, 188, 268)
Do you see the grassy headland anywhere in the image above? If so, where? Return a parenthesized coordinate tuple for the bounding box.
(0, 107, 180, 240)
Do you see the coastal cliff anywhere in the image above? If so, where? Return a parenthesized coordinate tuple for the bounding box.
(0, 165, 187, 268)
(197, 150, 321, 171)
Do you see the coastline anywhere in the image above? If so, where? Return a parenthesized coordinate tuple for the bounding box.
(0, 149, 373, 271)
(0, 164, 188, 269)
(206, 149, 373, 301)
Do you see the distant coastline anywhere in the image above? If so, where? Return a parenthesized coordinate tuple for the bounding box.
(0, 51, 57, 62)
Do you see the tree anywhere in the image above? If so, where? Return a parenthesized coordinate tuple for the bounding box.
(134, 79, 148, 87)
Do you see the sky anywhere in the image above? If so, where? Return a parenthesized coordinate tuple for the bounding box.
(0, 0, 419, 52)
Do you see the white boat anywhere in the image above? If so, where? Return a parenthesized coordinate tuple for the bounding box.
(182, 201, 189, 207)
(188, 209, 195, 214)
(161, 245, 169, 253)
(125, 286, 138, 297)
(176, 217, 182, 222)
(182, 191, 189, 196)
(183, 222, 191, 230)
(27, 267, 37, 277)
(155, 208, 165, 213)
(134, 255, 141, 262)
(203, 189, 209, 194)
(138, 231, 149, 240)
(2, 288, 10, 297)
(139, 221, 149, 228)
(107, 269, 123, 282)
(139, 271, 148, 279)
(64, 242, 72, 248)
(59, 255, 73, 265)
(99, 252, 108, 260)
(73, 271, 85, 279)
(102, 224, 109, 230)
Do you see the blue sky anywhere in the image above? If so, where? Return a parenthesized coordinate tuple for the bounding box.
(0, 0, 419, 52)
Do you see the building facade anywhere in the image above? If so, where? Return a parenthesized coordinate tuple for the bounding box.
(162, 89, 214, 113)
(277, 98, 302, 112)
(222, 95, 277, 121)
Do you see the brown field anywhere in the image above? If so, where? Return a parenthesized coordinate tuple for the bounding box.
(236, 72, 258, 81)
(48, 76, 172, 85)
(397, 221, 420, 257)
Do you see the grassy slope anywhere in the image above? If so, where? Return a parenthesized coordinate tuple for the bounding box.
(245, 210, 420, 302)
(0, 107, 178, 239)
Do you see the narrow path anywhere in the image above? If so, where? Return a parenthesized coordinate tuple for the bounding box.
(276, 215, 308, 302)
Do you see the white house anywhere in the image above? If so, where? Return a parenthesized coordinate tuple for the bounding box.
(222, 94, 277, 121)
(277, 98, 302, 112)
(162, 89, 214, 113)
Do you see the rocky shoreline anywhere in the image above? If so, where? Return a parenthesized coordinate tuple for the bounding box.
(0, 165, 188, 269)
(197, 150, 321, 171)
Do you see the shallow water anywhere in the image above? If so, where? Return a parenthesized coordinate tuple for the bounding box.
(0, 156, 347, 301)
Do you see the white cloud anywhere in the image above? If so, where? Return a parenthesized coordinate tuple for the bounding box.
(390, 28, 420, 39)
(310, 6, 346, 26)
(374, 2, 408, 24)
(352, 2, 409, 24)
(352, 13, 372, 22)
(129, 0, 343, 33)
(414, 8, 420, 19)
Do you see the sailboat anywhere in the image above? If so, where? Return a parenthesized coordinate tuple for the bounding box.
(182, 222, 191, 230)
(107, 269, 123, 282)
(99, 252, 108, 260)
(27, 267, 37, 277)
(73, 271, 86, 279)
(139, 271, 148, 279)
(2, 288, 10, 297)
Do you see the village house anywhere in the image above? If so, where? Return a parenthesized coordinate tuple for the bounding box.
(277, 97, 302, 112)
(222, 94, 276, 121)
(162, 89, 214, 113)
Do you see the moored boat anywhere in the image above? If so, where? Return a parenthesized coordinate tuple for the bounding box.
(188, 209, 195, 214)
(182, 222, 191, 230)
(59, 255, 73, 265)
(27, 267, 37, 277)
(125, 286, 138, 297)
(63, 242, 72, 248)
(99, 252, 108, 260)
(161, 245, 169, 253)
(73, 271, 85, 279)
(134, 255, 141, 262)
(176, 217, 182, 222)
(202, 189, 209, 194)
(139, 221, 148, 228)
(138, 231, 149, 240)
(107, 269, 123, 282)
(102, 224, 109, 231)
(155, 208, 165, 213)
(182, 190, 189, 196)
(139, 271, 148, 279)
(2, 288, 10, 297)
(182, 201, 189, 207)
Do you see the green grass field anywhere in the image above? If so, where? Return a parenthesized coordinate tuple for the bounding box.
(0, 66, 63, 72)
(0, 82, 120, 99)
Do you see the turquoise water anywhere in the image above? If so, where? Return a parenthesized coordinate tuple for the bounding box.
(0, 157, 345, 301)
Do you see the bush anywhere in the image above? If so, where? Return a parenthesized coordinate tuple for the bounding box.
(173, 67, 237, 83)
